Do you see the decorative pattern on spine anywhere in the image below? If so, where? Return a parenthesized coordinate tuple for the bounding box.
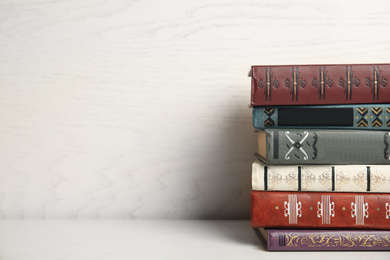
(311, 66, 333, 100)
(263, 107, 275, 127)
(284, 67, 305, 101)
(317, 195, 335, 224)
(251, 64, 390, 106)
(284, 194, 302, 224)
(284, 131, 309, 160)
(258, 228, 390, 251)
(351, 195, 369, 225)
(338, 66, 360, 100)
(387, 108, 390, 127)
(257, 67, 279, 101)
(285, 232, 389, 248)
(357, 107, 369, 127)
(371, 107, 384, 127)
(365, 66, 387, 100)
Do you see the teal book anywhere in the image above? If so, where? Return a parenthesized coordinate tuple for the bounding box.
(253, 104, 390, 130)
(256, 129, 390, 165)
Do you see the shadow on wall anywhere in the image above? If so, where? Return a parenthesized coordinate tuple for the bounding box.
(188, 97, 257, 220)
(132, 83, 257, 220)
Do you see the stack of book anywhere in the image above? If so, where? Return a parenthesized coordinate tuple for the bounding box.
(249, 64, 390, 251)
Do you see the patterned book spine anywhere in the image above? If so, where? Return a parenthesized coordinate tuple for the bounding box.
(259, 228, 390, 251)
(253, 105, 390, 130)
(251, 191, 390, 229)
(258, 129, 390, 165)
(252, 160, 390, 192)
(251, 64, 390, 106)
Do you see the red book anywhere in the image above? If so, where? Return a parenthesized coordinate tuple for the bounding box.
(251, 191, 390, 230)
(250, 64, 390, 106)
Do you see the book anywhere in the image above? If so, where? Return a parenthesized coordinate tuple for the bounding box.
(256, 129, 390, 165)
(252, 160, 390, 193)
(253, 104, 390, 130)
(251, 191, 390, 230)
(250, 64, 390, 106)
(254, 228, 390, 251)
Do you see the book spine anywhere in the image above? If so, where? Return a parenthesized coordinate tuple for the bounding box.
(265, 229, 390, 251)
(251, 64, 390, 106)
(252, 160, 390, 192)
(251, 191, 390, 229)
(253, 105, 390, 130)
(262, 129, 390, 165)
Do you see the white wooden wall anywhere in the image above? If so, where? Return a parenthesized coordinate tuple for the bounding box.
(0, 0, 390, 219)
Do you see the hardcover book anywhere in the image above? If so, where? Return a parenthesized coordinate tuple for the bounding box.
(253, 104, 390, 130)
(252, 160, 390, 192)
(251, 191, 390, 230)
(255, 228, 390, 251)
(256, 129, 390, 165)
(250, 64, 390, 106)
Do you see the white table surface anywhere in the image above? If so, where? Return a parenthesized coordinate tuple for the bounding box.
(0, 220, 388, 260)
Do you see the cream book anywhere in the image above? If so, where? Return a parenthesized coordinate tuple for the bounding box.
(252, 159, 390, 192)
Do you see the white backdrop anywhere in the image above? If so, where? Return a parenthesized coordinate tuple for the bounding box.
(0, 0, 390, 219)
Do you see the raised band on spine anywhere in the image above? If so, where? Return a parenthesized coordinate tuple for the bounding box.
(298, 166, 302, 191)
(331, 166, 335, 191)
(367, 166, 371, 192)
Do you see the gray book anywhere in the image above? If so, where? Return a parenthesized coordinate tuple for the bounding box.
(256, 129, 390, 165)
